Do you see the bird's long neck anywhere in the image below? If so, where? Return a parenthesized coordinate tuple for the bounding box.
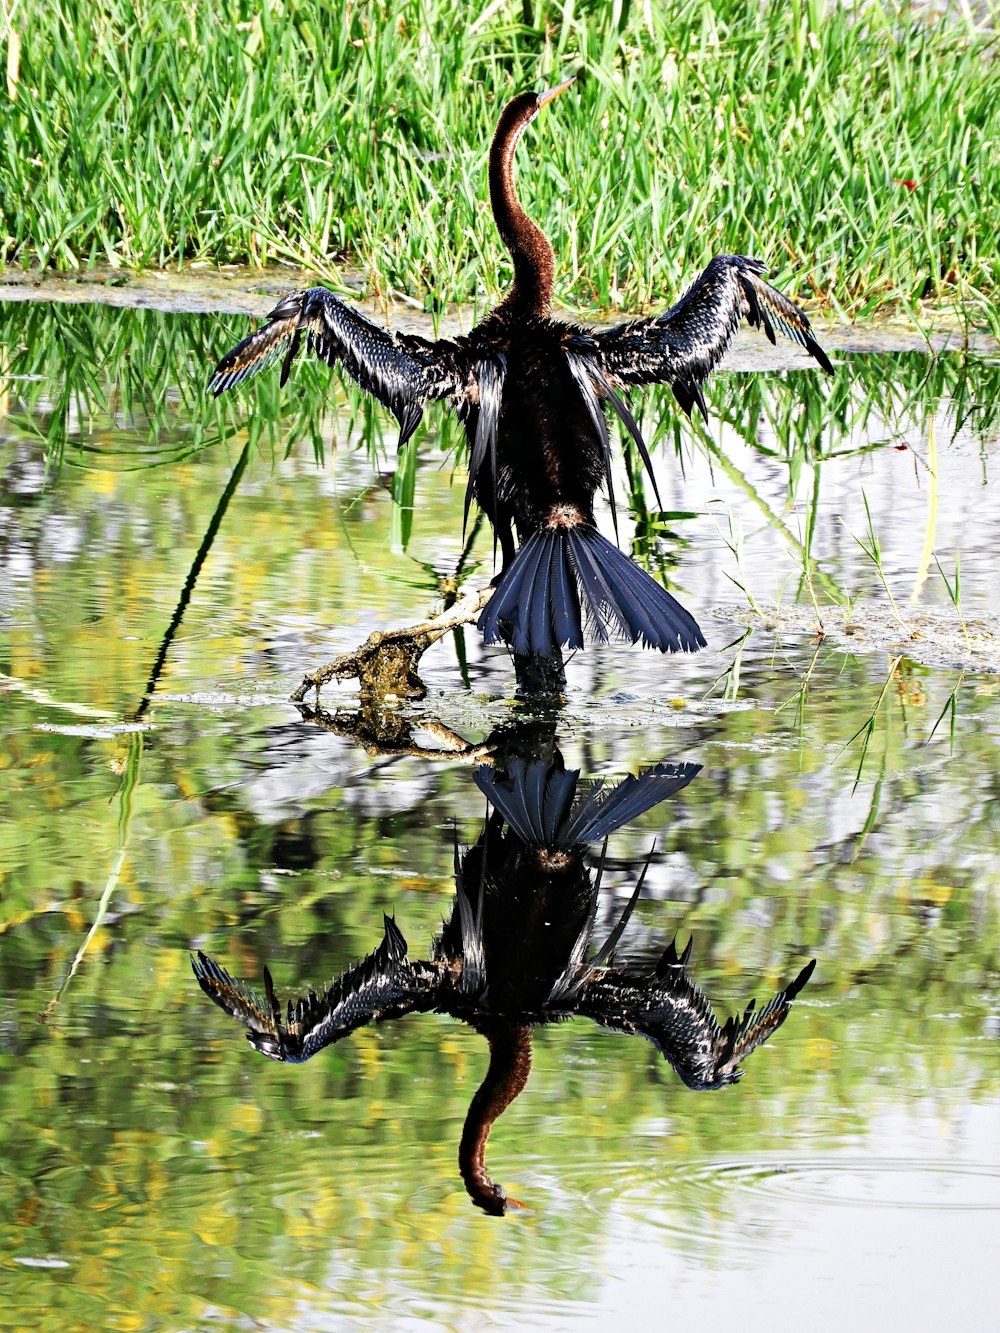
(458, 1024, 533, 1215)
(489, 111, 554, 316)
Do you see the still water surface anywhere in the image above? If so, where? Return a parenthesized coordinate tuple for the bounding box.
(1, 300, 999, 1330)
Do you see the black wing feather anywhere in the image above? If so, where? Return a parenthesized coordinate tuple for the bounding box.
(566, 336, 664, 513)
(589, 363, 665, 510)
(576, 948, 815, 1089)
(465, 355, 507, 535)
(565, 347, 619, 542)
(594, 256, 833, 416)
(209, 288, 470, 450)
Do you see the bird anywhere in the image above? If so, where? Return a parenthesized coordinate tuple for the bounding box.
(192, 755, 815, 1213)
(209, 77, 833, 660)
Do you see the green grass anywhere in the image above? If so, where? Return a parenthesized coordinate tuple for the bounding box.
(2, 0, 998, 319)
(7, 300, 998, 478)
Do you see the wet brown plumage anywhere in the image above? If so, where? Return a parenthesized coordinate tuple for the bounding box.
(210, 78, 832, 659)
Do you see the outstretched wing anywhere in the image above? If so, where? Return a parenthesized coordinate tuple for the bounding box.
(576, 942, 815, 1089)
(594, 256, 833, 421)
(710, 957, 817, 1082)
(208, 288, 471, 448)
(192, 915, 440, 1063)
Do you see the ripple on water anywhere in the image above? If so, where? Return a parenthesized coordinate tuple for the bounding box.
(608, 1152, 1000, 1269)
(671, 1154, 1000, 1212)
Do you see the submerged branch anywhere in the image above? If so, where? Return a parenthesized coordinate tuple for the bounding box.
(291, 585, 495, 702)
(296, 699, 496, 762)
(133, 441, 251, 720)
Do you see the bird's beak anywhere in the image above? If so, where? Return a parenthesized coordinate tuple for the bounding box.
(537, 75, 576, 106)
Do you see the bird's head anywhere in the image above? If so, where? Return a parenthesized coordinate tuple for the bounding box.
(535, 75, 576, 111)
(493, 76, 576, 157)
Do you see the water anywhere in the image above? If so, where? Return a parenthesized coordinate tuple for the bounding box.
(2, 294, 999, 1330)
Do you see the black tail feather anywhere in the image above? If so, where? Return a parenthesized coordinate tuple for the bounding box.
(480, 530, 584, 657)
(563, 762, 702, 844)
(528, 530, 556, 651)
(479, 524, 705, 656)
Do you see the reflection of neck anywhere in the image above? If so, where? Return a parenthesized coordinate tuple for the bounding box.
(459, 1025, 533, 1215)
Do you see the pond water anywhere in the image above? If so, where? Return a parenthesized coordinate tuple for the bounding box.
(2, 293, 999, 1330)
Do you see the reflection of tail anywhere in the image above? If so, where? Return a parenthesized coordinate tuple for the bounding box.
(479, 524, 705, 657)
(475, 758, 701, 847)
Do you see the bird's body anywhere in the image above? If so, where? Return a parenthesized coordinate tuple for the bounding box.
(210, 80, 832, 659)
(467, 313, 604, 544)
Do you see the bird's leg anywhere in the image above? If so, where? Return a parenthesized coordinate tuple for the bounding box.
(510, 646, 566, 696)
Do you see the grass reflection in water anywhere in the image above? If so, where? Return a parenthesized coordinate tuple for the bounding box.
(2, 300, 999, 1327)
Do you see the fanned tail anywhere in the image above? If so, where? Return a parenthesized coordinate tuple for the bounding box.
(479, 523, 705, 656)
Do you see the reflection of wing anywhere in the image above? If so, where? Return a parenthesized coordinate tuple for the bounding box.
(594, 256, 833, 420)
(578, 942, 815, 1089)
(474, 759, 700, 847)
(209, 288, 471, 448)
(192, 915, 439, 1063)
(190, 951, 282, 1040)
(714, 957, 816, 1076)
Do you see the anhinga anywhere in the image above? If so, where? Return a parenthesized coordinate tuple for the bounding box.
(210, 78, 833, 660)
(193, 757, 816, 1215)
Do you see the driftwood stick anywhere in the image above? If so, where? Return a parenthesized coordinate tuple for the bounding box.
(291, 585, 494, 703)
(294, 701, 498, 761)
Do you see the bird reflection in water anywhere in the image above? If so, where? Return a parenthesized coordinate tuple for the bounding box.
(194, 756, 815, 1215)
